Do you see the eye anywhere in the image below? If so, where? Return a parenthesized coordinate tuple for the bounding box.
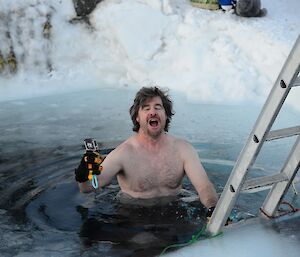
(142, 106, 150, 111)
(155, 105, 163, 110)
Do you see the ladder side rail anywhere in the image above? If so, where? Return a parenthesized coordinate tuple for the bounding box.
(207, 36, 300, 235)
(261, 135, 300, 217)
(207, 75, 292, 234)
(253, 36, 300, 145)
(207, 133, 273, 234)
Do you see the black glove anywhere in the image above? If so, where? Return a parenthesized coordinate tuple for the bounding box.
(206, 206, 215, 223)
(206, 206, 233, 225)
(75, 151, 104, 183)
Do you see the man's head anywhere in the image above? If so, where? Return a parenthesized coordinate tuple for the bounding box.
(129, 87, 174, 135)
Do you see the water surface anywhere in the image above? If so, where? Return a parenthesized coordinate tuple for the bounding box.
(0, 88, 299, 256)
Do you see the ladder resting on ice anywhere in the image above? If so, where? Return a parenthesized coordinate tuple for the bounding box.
(207, 35, 300, 235)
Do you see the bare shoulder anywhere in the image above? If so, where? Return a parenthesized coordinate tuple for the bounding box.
(102, 136, 135, 170)
(172, 136, 194, 151)
(169, 135, 196, 158)
(110, 136, 135, 156)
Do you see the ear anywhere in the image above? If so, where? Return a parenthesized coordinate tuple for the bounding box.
(136, 116, 140, 123)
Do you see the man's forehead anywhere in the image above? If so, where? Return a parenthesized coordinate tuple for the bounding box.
(142, 96, 163, 105)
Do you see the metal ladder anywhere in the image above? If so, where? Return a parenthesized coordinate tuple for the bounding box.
(207, 35, 300, 235)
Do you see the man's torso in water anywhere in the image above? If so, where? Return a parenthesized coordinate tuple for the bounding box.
(116, 135, 185, 199)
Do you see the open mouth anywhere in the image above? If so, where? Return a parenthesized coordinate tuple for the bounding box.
(148, 118, 159, 128)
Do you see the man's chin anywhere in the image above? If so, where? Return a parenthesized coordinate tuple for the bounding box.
(147, 128, 163, 138)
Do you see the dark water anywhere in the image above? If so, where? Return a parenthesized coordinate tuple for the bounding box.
(0, 88, 299, 257)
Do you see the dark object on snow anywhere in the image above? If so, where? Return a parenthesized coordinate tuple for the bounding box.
(73, 0, 104, 17)
(236, 0, 267, 17)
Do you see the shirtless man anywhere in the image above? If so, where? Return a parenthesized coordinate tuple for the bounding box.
(75, 86, 218, 210)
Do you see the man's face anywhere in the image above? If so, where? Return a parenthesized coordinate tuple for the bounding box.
(136, 96, 167, 138)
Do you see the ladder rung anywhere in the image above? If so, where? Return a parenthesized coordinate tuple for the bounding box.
(294, 176, 300, 184)
(293, 76, 300, 87)
(266, 126, 300, 141)
(241, 173, 289, 193)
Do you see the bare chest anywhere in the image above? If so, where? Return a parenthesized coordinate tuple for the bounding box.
(122, 146, 184, 192)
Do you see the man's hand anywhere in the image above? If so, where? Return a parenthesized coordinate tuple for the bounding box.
(75, 151, 104, 183)
(206, 206, 233, 225)
(206, 206, 215, 223)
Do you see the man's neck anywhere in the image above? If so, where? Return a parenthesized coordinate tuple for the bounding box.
(136, 130, 166, 148)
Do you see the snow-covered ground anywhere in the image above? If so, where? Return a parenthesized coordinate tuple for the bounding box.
(0, 0, 299, 110)
(165, 214, 300, 257)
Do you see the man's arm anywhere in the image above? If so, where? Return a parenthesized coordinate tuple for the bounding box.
(180, 141, 218, 208)
(77, 145, 124, 193)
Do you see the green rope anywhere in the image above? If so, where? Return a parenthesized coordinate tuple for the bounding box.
(159, 224, 223, 256)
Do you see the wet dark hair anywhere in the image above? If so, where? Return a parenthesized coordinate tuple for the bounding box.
(129, 86, 174, 132)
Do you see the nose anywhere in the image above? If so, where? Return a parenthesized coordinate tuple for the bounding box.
(149, 107, 157, 116)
